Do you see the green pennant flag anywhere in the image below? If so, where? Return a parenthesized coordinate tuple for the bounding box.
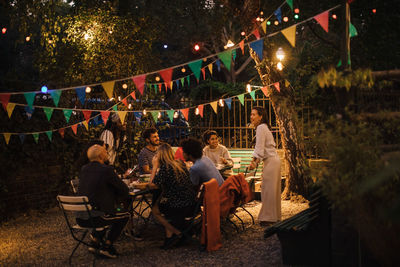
(186, 76, 190, 86)
(46, 131, 53, 141)
(348, 51, 351, 66)
(286, 0, 293, 10)
(32, 133, 39, 143)
(166, 110, 174, 122)
(150, 111, 159, 123)
(63, 109, 72, 123)
(43, 107, 54, 121)
(50, 90, 62, 107)
(24, 92, 36, 108)
(112, 105, 118, 111)
(218, 50, 232, 71)
(349, 22, 358, 37)
(180, 78, 185, 87)
(250, 90, 256, 101)
(188, 60, 203, 81)
(154, 84, 157, 93)
(237, 94, 245, 105)
(232, 49, 237, 61)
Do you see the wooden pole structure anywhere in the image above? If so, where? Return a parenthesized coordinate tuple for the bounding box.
(340, 1, 351, 70)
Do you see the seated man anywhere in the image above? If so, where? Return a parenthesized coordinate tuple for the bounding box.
(77, 144, 130, 259)
(138, 128, 160, 175)
(180, 138, 224, 187)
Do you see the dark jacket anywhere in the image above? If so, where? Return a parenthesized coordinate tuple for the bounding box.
(78, 161, 129, 215)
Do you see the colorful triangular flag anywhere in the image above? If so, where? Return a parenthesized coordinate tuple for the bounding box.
(75, 87, 86, 105)
(159, 68, 173, 89)
(218, 50, 232, 71)
(216, 59, 221, 72)
(32, 133, 39, 143)
(82, 110, 91, 122)
(252, 28, 260, 39)
(201, 68, 206, 80)
(249, 39, 264, 60)
(281, 25, 296, 47)
(349, 22, 358, 37)
(132, 74, 146, 95)
(239, 40, 245, 55)
(130, 91, 136, 100)
(46, 131, 52, 141)
(82, 121, 89, 131)
(49, 90, 62, 107)
(314, 11, 329, 33)
(166, 110, 174, 122)
(286, 0, 293, 10)
(274, 7, 282, 23)
(180, 108, 189, 121)
(43, 107, 54, 121)
(249, 90, 256, 101)
(188, 60, 203, 81)
(101, 111, 110, 124)
(237, 94, 245, 105)
(63, 109, 72, 123)
(261, 21, 267, 34)
(118, 111, 128, 125)
(150, 111, 159, 123)
(207, 63, 213, 75)
(0, 94, 10, 111)
(261, 86, 269, 97)
(4, 133, 11, 145)
(71, 124, 78, 135)
(224, 98, 232, 110)
(198, 104, 204, 118)
(273, 82, 280, 92)
(24, 92, 36, 108)
(59, 128, 65, 138)
(102, 81, 115, 99)
(210, 101, 218, 114)
(6, 103, 16, 118)
(121, 98, 128, 107)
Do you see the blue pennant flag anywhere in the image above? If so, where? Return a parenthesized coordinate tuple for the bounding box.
(224, 98, 232, 110)
(25, 106, 34, 119)
(19, 134, 25, 144)
(274, 7, 282, 23)
(216, 59, 221, 72)
(249, 39, 264, 60)
(134, 112, 142, 122)
(175, 80, 180, 89)
(75, 87, 86, 105)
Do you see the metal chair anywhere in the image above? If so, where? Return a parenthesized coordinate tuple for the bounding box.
(57, 195, 106, 266)
(69, 179, 79, 195)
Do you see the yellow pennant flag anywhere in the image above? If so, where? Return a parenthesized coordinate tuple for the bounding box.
(261, 20, 267, 34)
(281, 25, 296, 47)
(170, 81, 173, 90)
(208, 63, 213, 75)
(102, 81, 115, 99)
(4, 133, 11, 145)
(118, 111, 128, 125)
(210, 101, 218, 114)
(82, 121, 89, 131)
(285, 79, 290, 87)
(7, 103, 16, 118)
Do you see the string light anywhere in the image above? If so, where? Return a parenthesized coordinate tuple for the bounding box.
(122, 83, 128, 89)
(85, 86, 91, 93)
(194, 44, 200, 51)
(260, 11, 264, 15)
(41, 86, 48, 93)
(277, 62, 283, 71)
(128, 103, 132, 109)
(332, 14, 337, 19)
(143, 109, 147, 115)
(224, 40, 235, 49)
(372, 9, 376, 14)
(1, 28, 6, 34)
(109, 97, 114, 101)
(241, 31, 246, 36)
(260, 18, 264, 22)
(195, 107, 200, 115)
(181, 67, 186, 73)
(118, 96, 122, 101)
(276, 47, 285, 61)
(155, 76, 160, 82)
(267, 21, 271, 25)
(158, 112, 162, 119)
(246, 84, 251, 93)
(274, 21, 279, 25)
(294, 8, 300, 14)
(218, 99, 224, 107)
(163, 44, 168, 49)
(173, 111, 179, 119)
(25, 36, 30, 42)
(283, 17, 289, 22)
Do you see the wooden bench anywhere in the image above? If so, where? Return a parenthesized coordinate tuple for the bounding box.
(264, 188, 331, 265)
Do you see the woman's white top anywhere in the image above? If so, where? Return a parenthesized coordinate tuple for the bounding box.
(203, 144, 233, 166)
(252, 124, 277, 160)
(100, 129, 118, 165)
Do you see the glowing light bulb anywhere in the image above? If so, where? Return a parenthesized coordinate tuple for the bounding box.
(155, 76, 160, 82)
(283, 17, 289, 22)
(143, 109, 147, 115)
(128, 103, 132, 109)
(181, 67, 186, 73)
(277, 62, 283, 71)
(260, 11, 264, 15)
(158, 112, 162, 119)
(194, 44, 200, 51)
(41, 85, 48, 93)
(84, 33, 90, 40)
(246, 84, 251, 93)
(260, 18, 264, 22)
(26, 36, 30, 42)
(219, 99, 224, 107)
(118, 96, 122, 101)
(294, 8, 300, 14)
(256, 17, 260, 21)
(173, 112, 179, 119)
(1, 28, 6, 34)
(195, 108, 200, 115)
(274, 21, 279, 25)
(163, 44, 168, 49)
(267, 21, 271, 25)
(332, 14, 337, 19)
(48, 40, 53, 44)
(85, 86, 91, 93)
(241, 31, 246, 36)
(276, 47, 285, 61)
(122, 83, 128, 89)
(109, 97, 114, 101)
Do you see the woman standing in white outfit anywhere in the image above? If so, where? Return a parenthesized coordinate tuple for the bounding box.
(249, 106, 281, 223)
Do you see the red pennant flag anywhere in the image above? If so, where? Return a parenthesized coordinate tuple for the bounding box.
(261, 86, 269, 97)
(273, 82, 280, 92)
(164, 82, 168, 92)
(198, 104, 204, 118)
(101, 111, 110, 124)
(159, 68, 173, 88)
(130, 91, 136, 100)
(314, 11, 329, 33)
(59, 128, 65, 138)
(239, 40, 245, 55)
(253, 29, 260, 39)
(132, 74, 146, 95)
(0, 94, 11, 111)
(82, 110, 92, 122)
(180, 108, 189, 120)
(201, 68, 206, 80)
(71, 124, 78, 135)
(121, 98, 128, 107)
(158, 83, 162, 92)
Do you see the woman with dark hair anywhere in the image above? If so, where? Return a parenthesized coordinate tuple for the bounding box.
(100, 113, 126, 165)
(249, 106, 281, 224)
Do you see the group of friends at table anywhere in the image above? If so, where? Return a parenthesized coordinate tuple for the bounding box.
(75, 107, 281, 258)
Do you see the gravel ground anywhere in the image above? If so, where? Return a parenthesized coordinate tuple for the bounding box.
(0, 200, 308, 267)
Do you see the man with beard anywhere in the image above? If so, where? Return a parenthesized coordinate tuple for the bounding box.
(138, 127, 160, 175)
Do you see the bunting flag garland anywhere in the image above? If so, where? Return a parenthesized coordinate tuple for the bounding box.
(75, 87, 86, 105)
(198, 104, 204, 118)
(285, 79, 290, 87)
(252, 28, 260, 40)
(170, 81, 173, 89)
(63, 109, 73, 123)
(349, 22, 358, 37)
(210, 101, 218, 114)
(25, 106, 34, 119)
(201, 68, 206, 80)
(273, 82, 281, 92)
(150, 111, 158, 123)
(82, 121, 89, 131)
(181, 108, 189, 121)
(261, 21, 267, 34)
(71, 124, 78, 135)
(24, 92, 36, 108)
(274, 7, 282, 23)
(239, 40, 245, 55)
(59, 128, 65, 138)
(118, 111, 128, 125)
(249, 90, 256, 101)
(101, 111, 110, 124)
(166, 110, 174, 122)
(7, 103, 16, 118)
(186, 76, 191, 86)
(19, 134, 25, 144)
(49, 90, 62, 107)
(32, 133, 39, 143)
(218, 50, 232, 71)
(224, 98, 232, 110)
(121, 98, 128, 107)
(160, 68, 173, 89)
(180, 78, 185, 87)
(249, 39, 264, 60)
(43, 107, 54, 121)
(158, 83, 162, 92)
(112, 105, 118, 111)
(82, 110, 92, 122)
(132, 74, 146, 95)
(0, 94, 10, 111)
(207, 63, 213, 75)
(175, 80, 180, 89)
(314, 11, 329, 32)
(46, 131, 52, 141)
(261, 86, 269, 97)
(134, 111, 142, 121)
(4, 133, 11, 145)
(188, 60, 203, 81)
(281, 25, 296, 47)
(237, 94, 245, 105)
(286, 0, 293, 10)
(102, 81, 115, 99)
